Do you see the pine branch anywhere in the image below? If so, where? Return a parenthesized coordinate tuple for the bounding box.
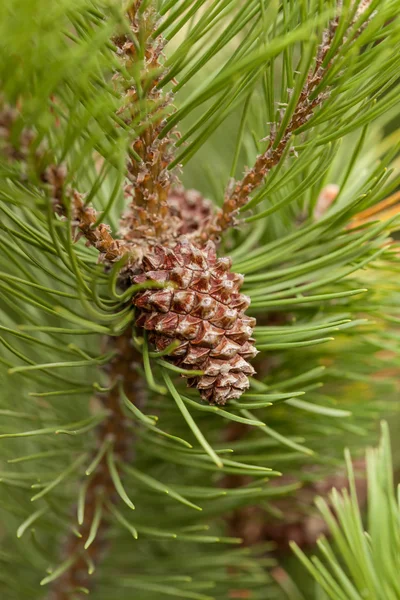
(117, 1, 181, 247)
(205, 0, 374, 240)
(1, 99, 144, 597)
(0, 102, 130, 265)
(45, 167, 129, 264)
(46, 331, 141, 600)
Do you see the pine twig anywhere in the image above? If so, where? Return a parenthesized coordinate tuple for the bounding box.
(44, 165, 130, 264)
(0, 102, 131, 265)
(117, 1, 180, 246)
(205, 1, 373, 241)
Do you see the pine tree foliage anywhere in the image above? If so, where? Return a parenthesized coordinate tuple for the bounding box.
(292, 422, 400, 600)
(0, 0, 400, 599)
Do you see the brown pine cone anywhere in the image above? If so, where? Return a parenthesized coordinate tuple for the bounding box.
(132, 238, 257, 404)
(167, 186, 214, 236)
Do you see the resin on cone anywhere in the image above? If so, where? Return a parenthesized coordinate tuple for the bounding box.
(133, 238, 258, 404)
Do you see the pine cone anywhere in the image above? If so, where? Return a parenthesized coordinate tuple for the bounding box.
(167, 186, 214, 235)
(132, 238, 257, 404)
